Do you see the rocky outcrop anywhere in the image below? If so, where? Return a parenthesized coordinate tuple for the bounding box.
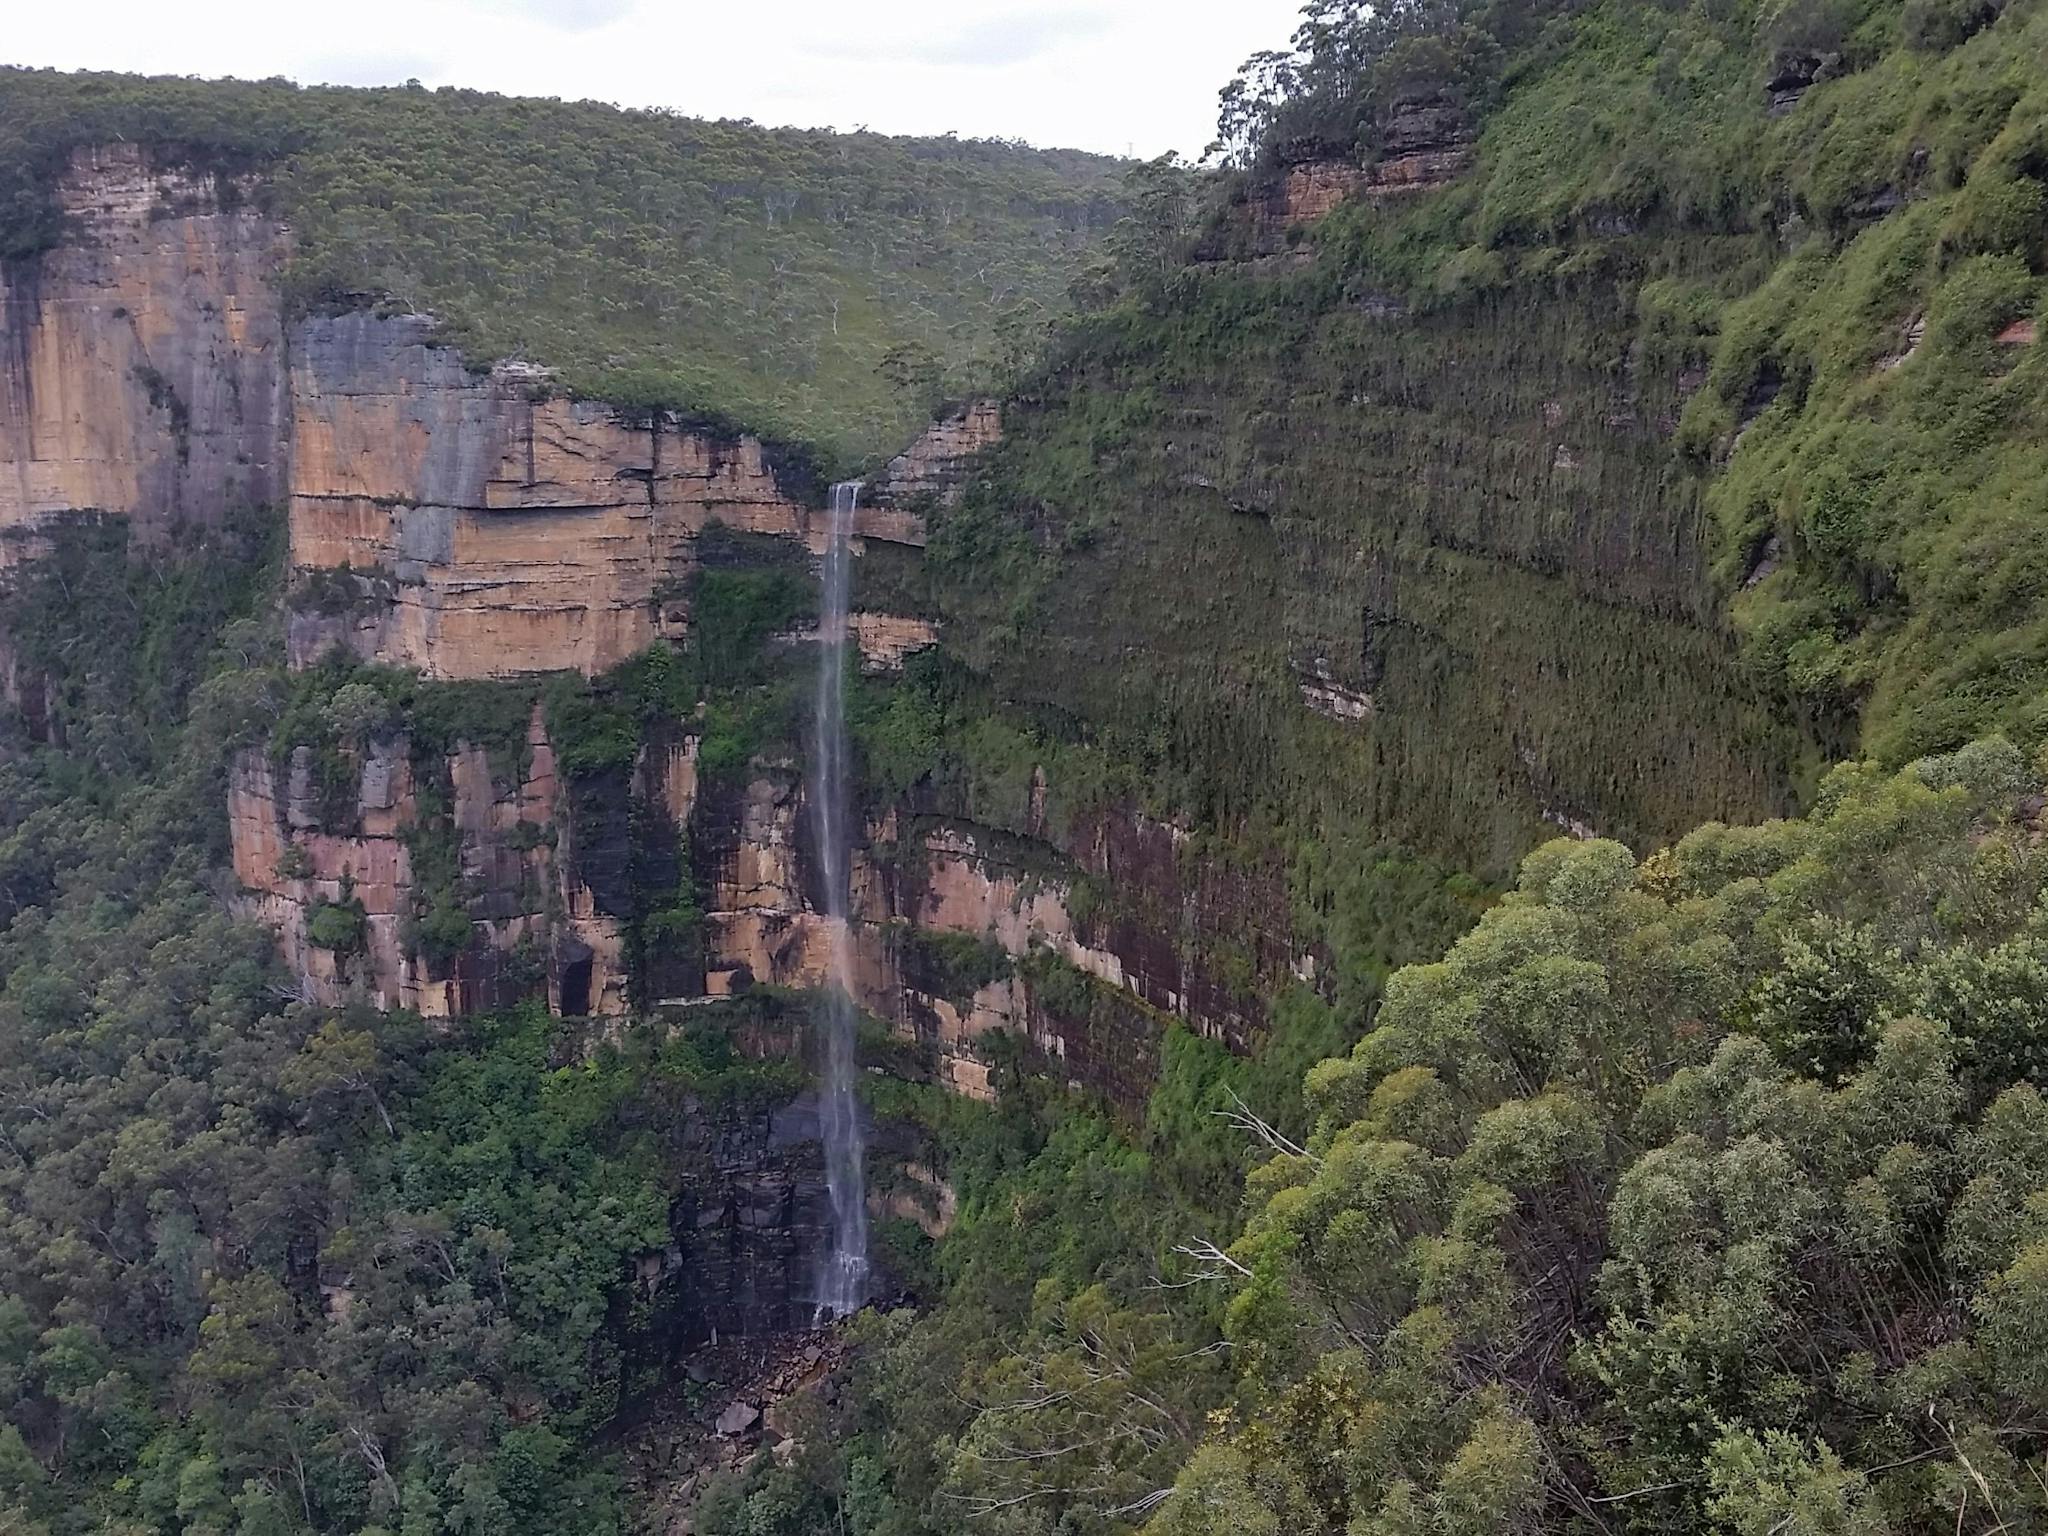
(771, 614, 940, 674)
(0, 145, 289, 564)
(1365, 94, 1474, 197)
(1273, 161, 1372, 228)
(227, 706, 655, 1018)
(847, 612, 939, 670)
(862, 808, 1302, 1105)
(1200, 98, 1472, 262)
(1766, 50, 1842, 115)
(228, 738, 425, 1012)
(896, 812, 1294, 1098)
(692, 766, 839, 1002)
(1201, 159, 1370, 261)
(869, 399, 1001, 515)
(876, 1160, 956, 1238)
(286, 312, 826, 678)
(679, 764, 1299, 1106)
(227, 700, 1240, 1092)
(1293, 656, 1374, 723)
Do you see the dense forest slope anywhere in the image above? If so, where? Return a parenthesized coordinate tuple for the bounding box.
(867, 0, 2048, 1530)
(0, 69, 1125, 464)
(4, 0, 2048, 1534)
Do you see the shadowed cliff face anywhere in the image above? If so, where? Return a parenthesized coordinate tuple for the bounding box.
(0, 145, 290, 564)
(857, 808, 1300, 1102)
(655, 1091, 881, 1346)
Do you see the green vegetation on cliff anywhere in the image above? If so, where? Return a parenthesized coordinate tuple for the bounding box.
(926, 0, 2048, 871)
(1150, 740, 2048, 1533)
(0, 523, 812, 1535)
(0, 68, 1126, 465)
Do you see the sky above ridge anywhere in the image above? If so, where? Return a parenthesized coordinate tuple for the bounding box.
(8, 0, 1307, 159)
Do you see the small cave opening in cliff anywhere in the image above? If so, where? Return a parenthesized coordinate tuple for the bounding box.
(559, 956, 592, 1018)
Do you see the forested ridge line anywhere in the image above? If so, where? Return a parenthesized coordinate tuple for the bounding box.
(0, 67, 1128, 466)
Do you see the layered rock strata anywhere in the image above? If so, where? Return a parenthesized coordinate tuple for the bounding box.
(229, 711, 1284, 1111)
(1202, 95, 1475, 260)
(17, 145, 1289, 1107)
(691, 774, 1297, 1106)
(2, 148, 936, 680)
(1367, 94, 1475, 196)
(869, 398, 1001, 514)
(285, 313, 851, 678)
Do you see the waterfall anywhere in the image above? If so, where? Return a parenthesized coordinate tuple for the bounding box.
(811, 480, 869, 1322)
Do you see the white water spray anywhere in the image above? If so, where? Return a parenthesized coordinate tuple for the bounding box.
(811, 481, 869, 1321)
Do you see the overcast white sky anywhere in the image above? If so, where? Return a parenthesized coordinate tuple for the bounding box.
(7, 0, 1307, 159)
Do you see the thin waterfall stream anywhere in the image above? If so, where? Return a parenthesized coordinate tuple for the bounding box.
(810, 480, 869, 1321)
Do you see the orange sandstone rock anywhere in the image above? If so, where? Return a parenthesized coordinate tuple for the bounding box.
(0, 145, 289, 563)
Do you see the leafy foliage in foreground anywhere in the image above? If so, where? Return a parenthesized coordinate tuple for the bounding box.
(1152, 739, 2048, 1533)
(684, 743, 2048, 1536)
(0, 68, 1126, 466)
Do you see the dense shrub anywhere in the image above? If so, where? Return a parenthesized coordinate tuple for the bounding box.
(305, 897, 367, 954)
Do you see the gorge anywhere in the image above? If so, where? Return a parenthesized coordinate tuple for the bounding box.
(5, 3, 2048, 1532)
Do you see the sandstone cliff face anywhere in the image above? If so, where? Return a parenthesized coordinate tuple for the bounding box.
(692, 766, 838, 1004)
(1274, 162, 1373, 231)
(287, 313, 817, 678)
(845, 612, 938, 671)
(11, 147, 1272, 1108)
(227, 707, 647, 1018)
(228, 738, 422, 1012)
(689, 774, 1296, 1106)
(0, 145, 289, 563)
(283, 312, 941, 678)
(869, 399, 1001, 515)
(1202, 97, 1475, 261)
(225, 690, 1297, 1108)
(872, 806, 1300, 1106)
(2, 150, 935, 681)
(1195, 160, 1368, 262)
